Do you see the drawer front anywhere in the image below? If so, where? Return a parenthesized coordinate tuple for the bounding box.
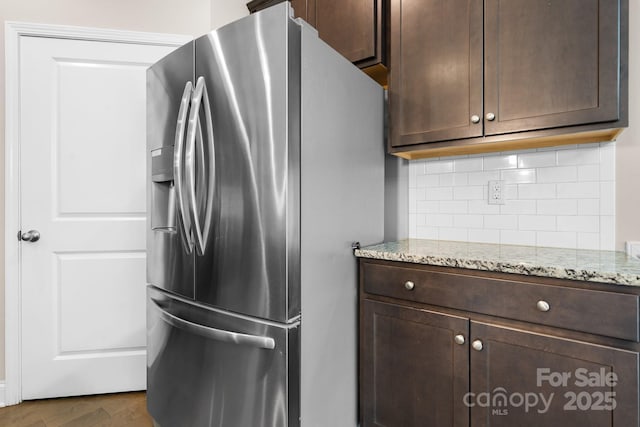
(361, 261, 640, 341)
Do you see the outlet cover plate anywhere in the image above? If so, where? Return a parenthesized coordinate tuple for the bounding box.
(488, 180, 505, 205)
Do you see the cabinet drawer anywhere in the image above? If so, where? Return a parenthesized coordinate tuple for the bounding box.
(361, 261, 640, 341)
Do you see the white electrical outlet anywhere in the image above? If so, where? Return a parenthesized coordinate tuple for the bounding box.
(488, 180, 505, 205)
(626, 241, 640, 260)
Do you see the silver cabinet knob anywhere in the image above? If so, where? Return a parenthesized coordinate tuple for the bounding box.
(471, 115, 480, 124)
(472, 339, 483, 351)
(486, 112, 496, 121)
(20, 230, 40, 242)
(404, 280, 415, 291)
(454, 334, 465, 345)
(536, 300, 550, 312)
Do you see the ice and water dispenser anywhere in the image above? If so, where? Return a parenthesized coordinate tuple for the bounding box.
(150, 146, 176, 232)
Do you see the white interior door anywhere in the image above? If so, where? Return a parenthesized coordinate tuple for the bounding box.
(18, 34, 178, 400)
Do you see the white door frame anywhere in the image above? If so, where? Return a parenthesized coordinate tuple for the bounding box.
(4, 22, 191, 406)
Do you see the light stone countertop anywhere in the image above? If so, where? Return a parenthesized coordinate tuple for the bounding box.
(354, 239, 640, 286)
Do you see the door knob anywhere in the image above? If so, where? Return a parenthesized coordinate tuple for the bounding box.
(19, 230, 40, 242)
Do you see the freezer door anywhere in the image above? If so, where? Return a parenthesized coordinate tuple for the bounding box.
(147, 42, 195, 298)
(192, 4, 301, 322)
(147, 286, 299, 427)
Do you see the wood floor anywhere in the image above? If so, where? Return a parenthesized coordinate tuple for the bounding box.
(0, 392, 154, 427)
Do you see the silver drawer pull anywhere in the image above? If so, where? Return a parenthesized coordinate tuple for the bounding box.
(151, 298, 275, 350)
(472, 339, 483, 351)
(454, 334, 465, 345)
(404, 280, 415, 291)
(536, 300, 550, 312)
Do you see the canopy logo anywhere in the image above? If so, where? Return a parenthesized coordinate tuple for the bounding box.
(463, 367, 618, 416)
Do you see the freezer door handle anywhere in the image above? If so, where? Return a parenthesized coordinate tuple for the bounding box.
(173, 81, 194, 253)
(185, 76, 215, 256)
(150, 298, 276, 350)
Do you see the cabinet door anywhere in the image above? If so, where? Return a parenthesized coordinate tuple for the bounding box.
(470, 321, 639, 426)
(361, 299, 469, 427)
(389, 0, 483, 147)
(484, 0, 621, 135)
(307, 0, 381, 66)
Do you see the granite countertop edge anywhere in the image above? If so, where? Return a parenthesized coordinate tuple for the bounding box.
(354, 240, 640, 287)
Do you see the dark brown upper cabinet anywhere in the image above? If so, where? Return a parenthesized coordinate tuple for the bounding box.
(247, 0, 388, 85)
(389, 0, 628, 160)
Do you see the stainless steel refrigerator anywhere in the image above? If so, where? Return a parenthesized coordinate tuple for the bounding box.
(146, 4, 384, 426)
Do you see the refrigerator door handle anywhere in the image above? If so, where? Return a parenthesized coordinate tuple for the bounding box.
(173, 81, 194, 253)
(185, 76, 215, 256)
(150, 298, 276, 350)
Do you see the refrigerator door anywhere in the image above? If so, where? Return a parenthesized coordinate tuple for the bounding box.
(147, 286, 299, 427)
(147, 42, 195, 298)
(192, 4, 301, 322)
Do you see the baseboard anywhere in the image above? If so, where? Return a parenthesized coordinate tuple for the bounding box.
(0, 381, 6, 407)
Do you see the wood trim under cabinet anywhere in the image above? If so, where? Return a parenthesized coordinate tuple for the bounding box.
(390, 126, 624, 160)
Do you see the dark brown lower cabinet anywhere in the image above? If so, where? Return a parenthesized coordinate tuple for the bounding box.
(361, 300, 469, 427)
(360, 259, 640, 427)
(470, 321, 639, 427)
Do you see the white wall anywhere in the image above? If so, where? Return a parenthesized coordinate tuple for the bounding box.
(0, 0, 248, 384)
(615, 0, 640, 251)
(211, 0, 250, 30)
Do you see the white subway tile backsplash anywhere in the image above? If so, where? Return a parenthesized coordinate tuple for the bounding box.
(537, 199, 578, 215)
(439, 173, 454, 186)
(417, 174, 439, 187)
(454, 214, 484, 228)
(416, 200, 439, 214)
(557, 146, 599, 165)
(577, 233, 600, 250)
(501, 169, 536, 184)
(501, 230, 536, 246)
(468, 200, 501, 215)
(600, 182, 615, 216)
(452, 173, 469, 186)
(578, 165, 600, 181)
(599, 143, 615, 181)
(504, 185, 519, 200)
(500, 200, 537, 215)
(536, 231, 577, 249)
(454, 186, 484, 200)
(454, 157, 483, 172)
(469, 229, 500, 244)
(439, 200, 469, 214)
(557, 182, 599, 199)
(600, 216, 615, 250)
(578, 199, 600, 215)
(468, 171, 501, 183)
(416, 226, 439, 239)
(484, 215, 518, 230)
(519, 215, 556, 231)
(425, 187, 453, 200)
(518, 183, 556, 199)
(484, 154, 518, 170)
(425, 214, 454, 227)
(407, 143, 615, 250)
(537, 166, 578, 183)
(439, 227, 469, 241)
(425, 160, 454, 174)
(517, 151, 557, 168)
(557, 216, 599, 233)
